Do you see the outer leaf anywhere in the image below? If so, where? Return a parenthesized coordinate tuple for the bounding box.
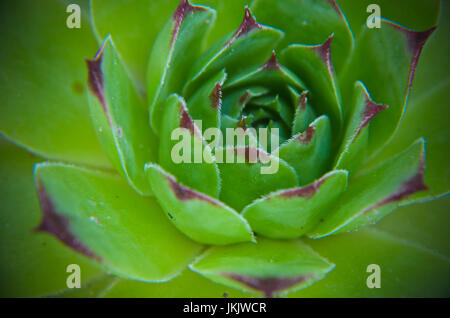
(147, 0, 216, 132)
(275, 115, 332, 185)
(242, 170, 348, 239)
(190, 238, 335, 297)
(158, 94, 220, 198)
(341, 19, 436, 156)
(215, 147, 299, 211)
(0, 0, 109, 168)
(252, 0, 354, 73)
(90, 0, 180, 90)
(365, 2, 450, 199)
(34, 163, 201, 282)
(334, 81, 388, 173)
(0, 139, 102, 297)
(183, 7, 284, 98)
(281, 36, 343, 133)
(310, 138, 429, 238)
(145, 164, 254, 245)
(87, 37, 156, 195)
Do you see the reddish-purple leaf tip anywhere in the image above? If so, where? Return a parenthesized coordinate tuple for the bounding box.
(311, 34, 335, 76)
(35, 180, 101, 262)
(167, 175, 219, 206)
(298, 91, 309, 110)
(355, 91, 388, 137)
(237, 116, 248, 130)
(209, 82, 222, 109)
(229, 7, 262, 42)
(172, 0, 205, 44)
(296, 126, 315, 144)
(263, 51, 281, 70)
(86, 39, 113, 126)
(225, 273, 313, 298)
(280, 176, 325, 199)
(387, 22, 436, 91)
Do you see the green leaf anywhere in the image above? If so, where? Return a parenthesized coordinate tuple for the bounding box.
(34, 163, 201, 282)
(90, 0, 180, 90)
(0, 0, 109, 168)
(290, 90, 316, 135)
(252, 0, 354, 73)
(214, 147, 298, 211)
(275, 115, 331, 185)
(0, 139, 102, 297)
(310, 138, 429, 238)
(190, 238, 335, 297)
(340, 19, 436, 157)
(145, 164, 254, 245)
(364, 2, 450, 199)
(158, 94, 220, 198)
(281, 37, 343, 133)
(334, 81, 388, 173)
(87, 37, 157, 195)
(183, 7, 284, 98)
(242, 170, 348, 239)
(147, 0, 216, 132)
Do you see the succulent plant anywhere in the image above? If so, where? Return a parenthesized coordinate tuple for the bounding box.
(0, 0, 449, 297)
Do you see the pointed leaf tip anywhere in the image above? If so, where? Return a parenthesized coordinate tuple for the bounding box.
(298, 91, 309, 110)
(209, 82, 222, 109)
(263, 51, 281, 70)
(296, 126, 315, 144)
(356, 88, 388, 137)
(312, 34, 335, 75)
(230, 7, 262, 41)
(35, 180, 101, 262)
(86, 42, 108, 119)
(172, 0, 206, 44)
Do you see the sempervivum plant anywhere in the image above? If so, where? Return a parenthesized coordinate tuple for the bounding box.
(0, 0, 449, 297)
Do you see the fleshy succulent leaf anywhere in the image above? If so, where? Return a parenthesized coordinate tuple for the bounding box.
(281, 36, 343, 133)
(341, 19, 436, 157)
(0, 0, 110, 168)
(148, 0, 216, 132)
(87, 36, 157, 195)
(363, 3, 450, 200)
(334, 81, 388, 173)
(242, 170, 348, 239)
(0, 139, 102, 297)
(251, 0, 354, 73)
(310, 138, 429, 238)
(190, 238, 335, 297)
(90, 0, 181, 90)
(275, 115, 332, 185)
(183, 7, 284, 98)
(34, 163, 202, 282)
(214, 147, 299, 211)
(158, 94, 220, 198)
(145, 163, 254, 245)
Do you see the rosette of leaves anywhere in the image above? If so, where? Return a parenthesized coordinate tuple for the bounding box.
(0, 0, 449, 297)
